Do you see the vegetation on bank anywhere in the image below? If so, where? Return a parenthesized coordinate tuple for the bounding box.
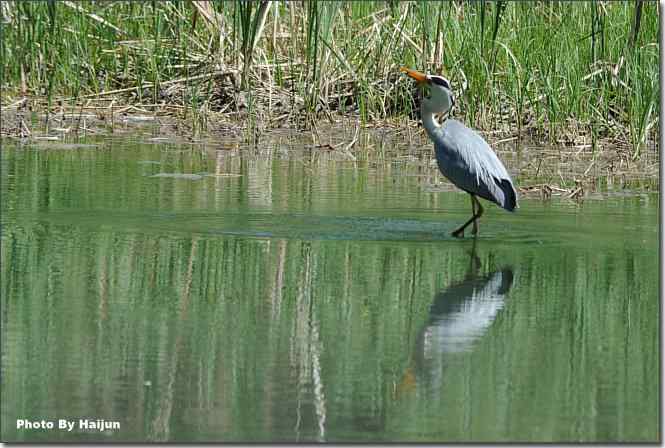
(1, 1, 659, 156)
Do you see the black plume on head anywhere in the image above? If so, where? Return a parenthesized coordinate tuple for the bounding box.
(430, 76, 451, 90)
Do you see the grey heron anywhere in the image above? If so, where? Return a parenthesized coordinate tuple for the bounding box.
(401, 67, 518, 238)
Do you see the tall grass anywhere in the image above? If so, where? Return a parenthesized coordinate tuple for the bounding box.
(1, 1, 659, 152)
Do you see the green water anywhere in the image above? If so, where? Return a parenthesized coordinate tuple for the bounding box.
(1, 136, 659, 442)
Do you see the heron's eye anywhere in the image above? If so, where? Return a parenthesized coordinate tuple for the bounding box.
(430, 76, 451, 90)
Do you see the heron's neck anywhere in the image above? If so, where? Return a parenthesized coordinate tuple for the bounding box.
(421, 104, 447, 139)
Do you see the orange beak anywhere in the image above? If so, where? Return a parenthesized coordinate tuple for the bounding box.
(400, 67, 428, 84)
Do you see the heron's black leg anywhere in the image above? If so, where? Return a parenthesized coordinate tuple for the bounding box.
(452, 194, 477, 238)
(471, 196, 484, 236)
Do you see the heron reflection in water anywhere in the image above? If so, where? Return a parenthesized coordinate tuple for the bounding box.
(397, 242, 514, 396)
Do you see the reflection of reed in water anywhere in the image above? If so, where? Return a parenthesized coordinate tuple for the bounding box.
(291, 242, 327, 442)
(398, 247, 514, 395)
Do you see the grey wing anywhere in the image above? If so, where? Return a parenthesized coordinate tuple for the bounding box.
(434, 120, 517, 211)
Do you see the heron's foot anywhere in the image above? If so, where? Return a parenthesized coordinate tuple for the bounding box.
(451, 228, 465, 238)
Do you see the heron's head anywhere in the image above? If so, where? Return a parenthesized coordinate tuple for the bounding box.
(400, 67, 455, 115)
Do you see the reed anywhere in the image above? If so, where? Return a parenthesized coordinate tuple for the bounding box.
(1, 1, 659, 153)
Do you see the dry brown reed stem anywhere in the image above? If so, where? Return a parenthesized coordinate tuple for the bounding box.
(62, 1, 126, 36)
(70, 71, 236, 100)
